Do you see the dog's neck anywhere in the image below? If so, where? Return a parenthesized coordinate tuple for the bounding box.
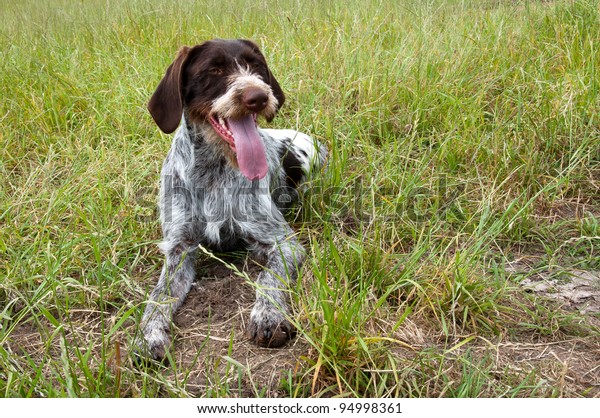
(181, 112, 206, 143)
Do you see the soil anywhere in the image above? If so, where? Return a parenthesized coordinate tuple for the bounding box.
(169, 256, 310, 397)
(507, 259, 600, 319)
(168, 255, 600, 397)
(6, 249, 599, 396)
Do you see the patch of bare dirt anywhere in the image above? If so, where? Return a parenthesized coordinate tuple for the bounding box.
(521, 270, 600, 315)
(507, 258, 600, 317)
(171, 256, 309, 397)
(432, 336, 600, 397)
(499, 257, 600, 395)
(494, 338, 600, 397)
(534, 198, 599, 222)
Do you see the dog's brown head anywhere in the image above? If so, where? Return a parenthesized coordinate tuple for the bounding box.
(148, 39, 285, 180)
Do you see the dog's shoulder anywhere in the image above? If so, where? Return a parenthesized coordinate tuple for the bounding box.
(261, 129, 327, 182)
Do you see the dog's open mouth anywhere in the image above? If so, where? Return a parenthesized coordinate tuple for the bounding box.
(209, 114, 268, 181)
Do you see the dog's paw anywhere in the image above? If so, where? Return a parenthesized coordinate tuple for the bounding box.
(132, 327, 171, 363)
(247, 305, 296, 348)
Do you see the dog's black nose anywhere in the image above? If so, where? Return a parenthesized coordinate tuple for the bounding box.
(242, 88, 269, 112)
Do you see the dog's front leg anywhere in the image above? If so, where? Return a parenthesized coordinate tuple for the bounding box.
(137, 246, 196, 360)
(247, 234, 305, 347)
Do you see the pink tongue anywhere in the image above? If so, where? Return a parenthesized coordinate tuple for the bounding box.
(227, 115, 268, 180)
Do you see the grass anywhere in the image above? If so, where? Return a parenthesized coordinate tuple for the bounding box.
(1, 0, 599, 398)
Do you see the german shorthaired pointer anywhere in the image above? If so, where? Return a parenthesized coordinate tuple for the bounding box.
(137, 39, 326, 360)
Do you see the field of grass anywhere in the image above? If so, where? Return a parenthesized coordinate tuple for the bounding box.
(1, 0, 599, 398)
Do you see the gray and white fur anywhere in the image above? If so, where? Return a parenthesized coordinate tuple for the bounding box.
(137, 39, 326, 360)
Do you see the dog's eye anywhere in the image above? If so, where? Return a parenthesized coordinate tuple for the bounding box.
(208, 68, 223, 76)
(249, 60, 263, 70)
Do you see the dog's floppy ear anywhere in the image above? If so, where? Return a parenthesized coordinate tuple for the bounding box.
(265, 68, 285, 122)
(148, 46, 192, 134)
(240, 40, 285, 121)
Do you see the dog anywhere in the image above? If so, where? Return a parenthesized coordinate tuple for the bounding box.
(137, 39, 326, 360)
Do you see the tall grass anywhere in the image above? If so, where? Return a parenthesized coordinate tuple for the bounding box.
(1, 0, 598, 397)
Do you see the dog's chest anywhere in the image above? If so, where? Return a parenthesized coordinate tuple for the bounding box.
(189, 180, 279, 249)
